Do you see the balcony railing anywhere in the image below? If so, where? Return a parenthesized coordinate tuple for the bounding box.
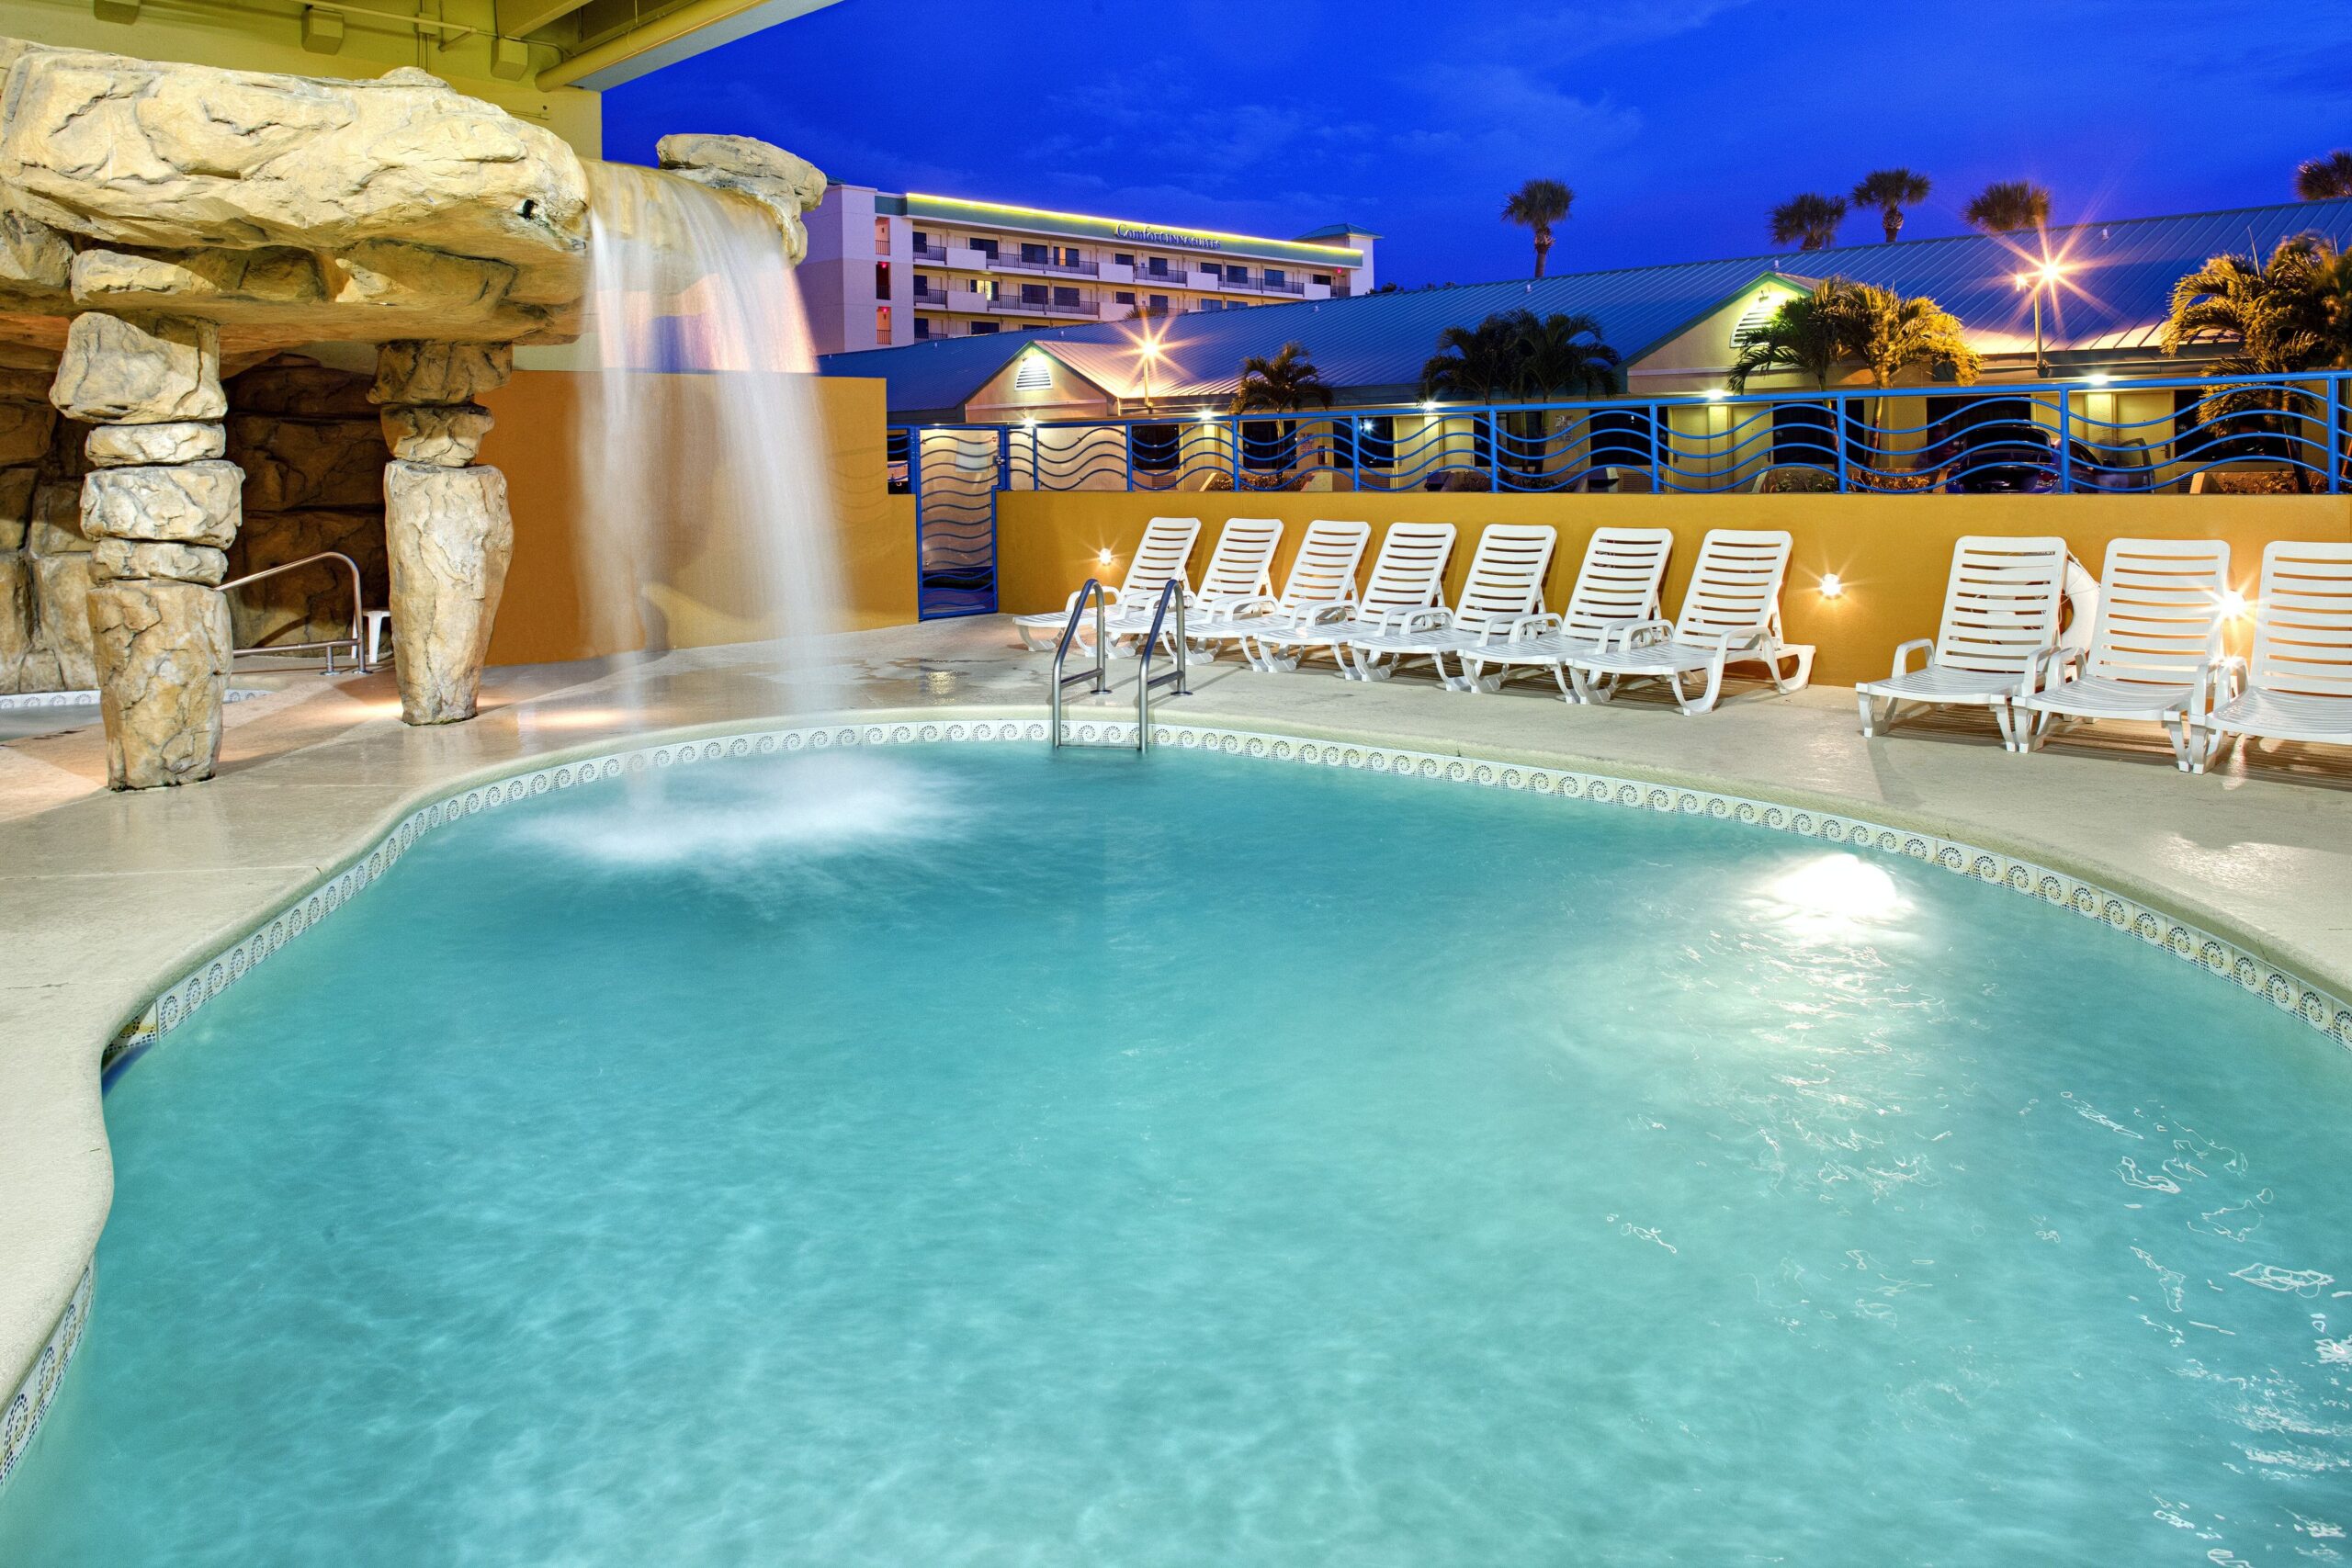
(889, 370, 2352, 496)
(910, 243, 948, 264)
(995, 254, 1102, 279)
(992, 292, 1097, 317)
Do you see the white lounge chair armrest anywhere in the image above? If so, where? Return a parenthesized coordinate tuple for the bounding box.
(1403, 607, 1455, 634)
(1504, 614, 1561, 644)
(1607, 618, 1673, 651)
(2196, 655, 2246, 716)
(1224, 594, 1282, 620)
(2025, 645, 2079, 695)
(1891, 638, 1935, 679)
(1304, 603, 1352, 627)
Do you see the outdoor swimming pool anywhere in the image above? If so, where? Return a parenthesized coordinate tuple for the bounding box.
(2, 740, 2346, 1565)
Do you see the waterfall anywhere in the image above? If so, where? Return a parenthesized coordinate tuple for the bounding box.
(576, 162, 845, 692)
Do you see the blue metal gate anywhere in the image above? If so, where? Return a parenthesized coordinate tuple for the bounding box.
(901, 425, 999, 618)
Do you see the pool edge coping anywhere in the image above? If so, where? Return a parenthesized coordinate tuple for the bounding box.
(7, 701, 2348, 1496)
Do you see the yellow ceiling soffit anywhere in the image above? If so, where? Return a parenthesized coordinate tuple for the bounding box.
(536, 0, 841, 91)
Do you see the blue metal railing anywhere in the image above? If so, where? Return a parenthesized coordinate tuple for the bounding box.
(889, 369, 2352, 499)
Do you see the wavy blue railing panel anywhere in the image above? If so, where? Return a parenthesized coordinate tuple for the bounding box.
(895, 370, 2350, 500)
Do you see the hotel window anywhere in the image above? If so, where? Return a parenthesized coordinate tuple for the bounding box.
(1148, 257, 1170, 277)
(1199, 299, 1224, 310)
(1114, 253, 1135, 267)
(911, 229, 930, 251)
(1114, 290, 1135, 306)
(1357, 415, 1396, 468)
(872, 216, 890, 254)
(1020, 283, 1048, 305)
(1589, 407, 1660, 478)
(914, 318, 933, 340)
(969, 321, 999, 334)
(1312, 274, 1330, 287)
(969, 237, 1000, 258)
(1225, 265, 1250, 284)
(874, 261, 890, 299)
(1263, 268, 1286, 288)
(1052, 285, 1080, 309)
(874, 306, 890, 340)
(1241, 419, 1293, 472)
(1021, 242, 1050, 264)
(1148, 294, 1170, 315)
(1057, 246, 1082, 267)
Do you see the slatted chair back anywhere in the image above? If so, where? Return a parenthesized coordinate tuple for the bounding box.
(1452, 525, 1558, 631)
(2249, 541, 2352, 698)
(1672, 530, 1794, 645)
(2082, 538, 2231, 688)
(1356, 523, 1458, 617)
(1277, 520, 1372, 613)
(1929, 536, 2070, 677)
(1194, 517, 1283, 601)
(1122, 516, 1203, 599)
(1560, 528, 1674, 644)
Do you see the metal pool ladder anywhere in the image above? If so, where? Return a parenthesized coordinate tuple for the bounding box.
(1048, 578, 1189, 750)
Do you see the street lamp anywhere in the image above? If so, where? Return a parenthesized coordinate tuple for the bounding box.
(1134, 326, 1165, 414)
(2013, 259, 2067, 377)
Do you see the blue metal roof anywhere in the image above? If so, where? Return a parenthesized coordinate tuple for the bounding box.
(823, 199, 2352, 415)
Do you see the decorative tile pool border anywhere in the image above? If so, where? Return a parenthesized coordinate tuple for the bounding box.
(0, 1265, 89, 1492)
(0, 688, 267, 712)
(16, 712, 2346, 1496)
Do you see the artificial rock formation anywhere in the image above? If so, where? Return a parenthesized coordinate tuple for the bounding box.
(374, 340, 509, 724)
(223, 355, 388, 655)
(52, 311, 239, 786)
(656, 135, 827, 265)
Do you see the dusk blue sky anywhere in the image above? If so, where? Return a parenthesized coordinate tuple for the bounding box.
(607, 0, 2352, 289)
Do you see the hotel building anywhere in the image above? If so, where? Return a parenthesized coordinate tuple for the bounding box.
(799, 186, 1377, 356)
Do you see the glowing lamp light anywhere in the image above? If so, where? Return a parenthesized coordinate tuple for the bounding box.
(2221, 589, 2249, 619)
(1702, 389, 1728, 401)
(2086, 372, 2112, 386)
(1767, 854, 1908, 934)
(1420, 400, 1440, 413)
(1819, 572, 1845, 599)
(1096, 547, 1114, 566)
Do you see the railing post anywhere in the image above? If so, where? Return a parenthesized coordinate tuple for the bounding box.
(2331, 376, 2345, 495)
(1227, 414, 1240, 491)
(1122, 419, 1134, 491)
(1834, 394, 1849, 493)
(2057, 389, 2075, 492)
(1488, 408, 1499, 491)
(995, 424, 1011, 491)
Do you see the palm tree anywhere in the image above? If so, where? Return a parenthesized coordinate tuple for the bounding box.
(1420, 314, 1528, 401)
(1851, 168, 1931, 243)
(1726, 290, 1850, 390)
(1502, 178, 1575, 278)
(1962, 180, 2051, 234)
(1518, 311, 1623, 398)
(1230, 341, 1334, 413)
(2165, 236, 2352, 491)
(1769, 193, 1847, 252)
(2296, 150, 2352, 201)
(1836, 282, 1981, 389)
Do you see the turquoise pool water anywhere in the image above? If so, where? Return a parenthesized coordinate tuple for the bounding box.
(4, 744, 2348, 1565)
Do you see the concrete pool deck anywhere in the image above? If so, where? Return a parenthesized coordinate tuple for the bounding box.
(5, 615, 2351, 1472)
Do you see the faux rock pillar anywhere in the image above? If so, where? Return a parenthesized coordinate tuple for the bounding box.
(374, 340, 512, 725)
(51, 312, 239, 788)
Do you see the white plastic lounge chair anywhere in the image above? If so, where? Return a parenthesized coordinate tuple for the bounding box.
(2195, 541, 2352, 770)
(1254, 522, 1456, 676)
(1104, 517, 1283, 659)
(1564, 529, 1813, 715)
(1177, 519, 1370, 671)
(2016, 538, 2231, 771)
(1012, 515, 1200, 649)
(1335, 525, 1558, 690)
(1458, 527, 1674, 699)
(1854, 536, 2069, 749)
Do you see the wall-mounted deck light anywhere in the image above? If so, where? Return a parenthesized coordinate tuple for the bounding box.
(1819, 572, 1845, 599)
(2221, 589, 2248, 619)
(1097, 547, 1115, 566)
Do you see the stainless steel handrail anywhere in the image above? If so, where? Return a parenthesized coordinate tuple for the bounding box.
(1047, 578, 1111, 748)
(219, 550, 367, 674)
(1132, 578, 1190, 753)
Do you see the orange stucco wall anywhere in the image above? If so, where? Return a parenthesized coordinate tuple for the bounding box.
(997, 491, 2352, 688)
(478, 370, 913, 666)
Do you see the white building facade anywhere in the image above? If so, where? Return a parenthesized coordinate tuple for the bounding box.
(800, 186, 1376, 356)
